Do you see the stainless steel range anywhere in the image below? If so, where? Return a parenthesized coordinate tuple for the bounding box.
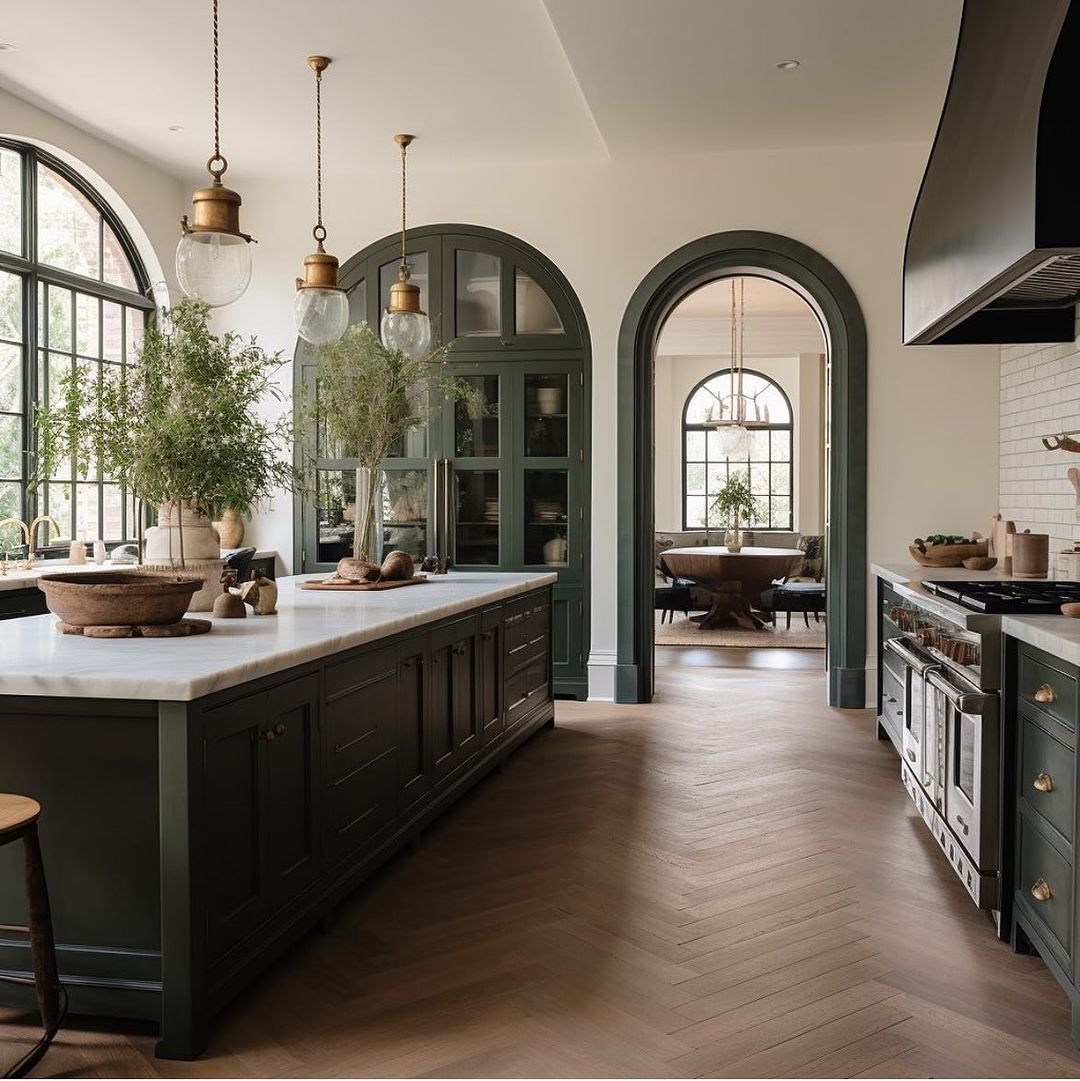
(880, 583, 1002, 911)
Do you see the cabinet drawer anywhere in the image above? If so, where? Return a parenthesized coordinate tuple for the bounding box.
(1019, 644, 1078, 732)
(326, 750, 397, 861)
(881, 666, 905, 743)
(505, 606, 550, 670)
(1021, 714, 1076, 843)
(505, 657, 548, 728)
(325, 645, 397, 701)
(1018, 813, 1073, 961)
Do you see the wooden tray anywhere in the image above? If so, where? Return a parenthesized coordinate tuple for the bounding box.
(299, 575, 428, 592)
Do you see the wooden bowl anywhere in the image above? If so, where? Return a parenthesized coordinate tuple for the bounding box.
(909, 542, 989, 568)
(37, 572, 205, 628)
(1061, 602, 1080, 619)
(962, 556, 998, 571)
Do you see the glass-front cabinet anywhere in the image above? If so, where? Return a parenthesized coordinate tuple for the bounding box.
(297, 229, 589, 698)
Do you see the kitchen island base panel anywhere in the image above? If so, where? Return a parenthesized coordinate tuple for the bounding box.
(0, 580, 554, 1061)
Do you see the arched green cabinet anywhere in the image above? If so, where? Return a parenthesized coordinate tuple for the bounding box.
(295, 225, 591, 699)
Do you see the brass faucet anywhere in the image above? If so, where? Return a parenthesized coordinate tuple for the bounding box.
(29, 515, 60, 556)
(0, 519, 32, 570)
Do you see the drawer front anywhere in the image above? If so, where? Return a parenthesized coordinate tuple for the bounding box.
(325, 645, 397, 701)
(1018, 813, 1073, 961)
(1019, 644, 1078, 732)
(505, 601, 550, 667)
(505, 657, 548, 728)
(881, 667, 905, 748)
(326, 750, 397, 862)
(1021, 714, 1076, 843)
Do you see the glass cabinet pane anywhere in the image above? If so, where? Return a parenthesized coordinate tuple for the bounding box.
(381, 468, 428, 561)
(455, 469, 498, 565)
(315, 468, 356, 564)
(515, 270, 563, 335)
(454, 374, 499, 457)
(456, 250, 501, 337)
(386, 384, 429, 460)
(347, 279, 367, 326)
(524, 470, 569, 566)
(524, 373, 569, 457)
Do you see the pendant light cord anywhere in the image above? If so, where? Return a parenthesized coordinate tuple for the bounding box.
(400, 139, 408, 272)
(212, 0, 221, 164)
(314, 63, 324, 241)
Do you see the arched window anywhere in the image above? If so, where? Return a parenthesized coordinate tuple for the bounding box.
(0, 140, 153, 553)
(682, 368, 793, 530)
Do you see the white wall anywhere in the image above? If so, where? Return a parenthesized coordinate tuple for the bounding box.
(1000, 315, 1080, 559)
(210, 141, 998, 699)
(653, 352, 823, 535)
(0, 87, 183, 301)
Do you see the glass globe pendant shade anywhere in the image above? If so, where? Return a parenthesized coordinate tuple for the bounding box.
(295, 287, 349, 346)
(380, 308, 432, 360)
(176, 230, 252, 308)
(714, 423, 750, 460)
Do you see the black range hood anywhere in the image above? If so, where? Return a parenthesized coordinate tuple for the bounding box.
(904, 0, 1080, 345)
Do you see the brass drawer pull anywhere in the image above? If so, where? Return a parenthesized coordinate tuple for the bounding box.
(1034, 683, 1058, 705)
(1033, 772, 1055, 793)
(1031, 878, 1053, 903)
(262, 722, 286, 742)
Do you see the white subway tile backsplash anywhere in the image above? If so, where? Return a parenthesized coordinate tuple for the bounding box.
(1000, 320, 1080, 555)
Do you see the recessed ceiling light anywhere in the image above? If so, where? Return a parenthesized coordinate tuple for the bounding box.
(776, 59, 800, 70)
(0, 43, 17, 52)
(167, 125, 185, 133)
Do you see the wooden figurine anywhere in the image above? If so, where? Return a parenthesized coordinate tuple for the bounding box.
(212, 567, 247, 618)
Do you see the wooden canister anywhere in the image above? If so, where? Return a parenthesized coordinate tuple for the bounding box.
(1012, 531, 1050, 579)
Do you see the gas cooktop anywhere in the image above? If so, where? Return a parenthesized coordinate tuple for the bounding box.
(923, 579, 1080, 613)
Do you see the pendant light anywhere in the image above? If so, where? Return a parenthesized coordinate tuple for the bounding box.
(705, 278, 768, 459)
(380, 134, 431, 359)
(176, 0, 255, 308)
(294, 56, 348, 346)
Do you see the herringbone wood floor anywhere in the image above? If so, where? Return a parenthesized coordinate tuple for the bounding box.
(6, 665, 1080, 1077)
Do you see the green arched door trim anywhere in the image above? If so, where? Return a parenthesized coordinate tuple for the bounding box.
(616, 230, 867, 708)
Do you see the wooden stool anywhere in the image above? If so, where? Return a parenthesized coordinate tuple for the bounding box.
(0, 794, 64, 1079)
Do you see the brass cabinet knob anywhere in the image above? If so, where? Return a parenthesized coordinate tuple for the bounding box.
(1031, 878, 1053, 903)
(261, 722, 286, 742)
(1034, 683, 1057, 704)
(1033, 772, 1055, 793)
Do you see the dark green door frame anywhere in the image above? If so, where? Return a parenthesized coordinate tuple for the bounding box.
(616, 230, 867, 708)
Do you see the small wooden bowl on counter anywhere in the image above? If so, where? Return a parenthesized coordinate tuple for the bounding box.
(909, 542, 989, 568)
(1061, 602, 1080, 619)
(962, 556, 998, 571)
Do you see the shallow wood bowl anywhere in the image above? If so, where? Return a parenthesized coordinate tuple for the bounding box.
(37, 572, 205, 628)
(909, 542, 988, 568)
(1061, 602, 1080, 619)
(962, 556, 998, 571)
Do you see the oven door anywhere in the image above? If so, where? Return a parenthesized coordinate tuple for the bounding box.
(884, 637, 939, 795)
(927, 667, 1000, 872)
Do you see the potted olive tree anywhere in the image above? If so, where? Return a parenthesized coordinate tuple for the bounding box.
(301, 323, 478, 562)
(709, 470, 763, 553)
(31, 299, 299, 583)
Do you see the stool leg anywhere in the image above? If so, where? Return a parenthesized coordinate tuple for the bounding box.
(785, 612, 791, 630)
(22, 823, 61, 1032)
(803, 611, 810, 629)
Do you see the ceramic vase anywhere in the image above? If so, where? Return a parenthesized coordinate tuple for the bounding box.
(353, 466, 380, 563)
(213, 507, 245, 549)
(726, 527, 743, 553)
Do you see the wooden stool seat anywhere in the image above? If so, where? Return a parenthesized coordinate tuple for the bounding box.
(0, 792, 63, 1078)
(0, 794, 40, 840)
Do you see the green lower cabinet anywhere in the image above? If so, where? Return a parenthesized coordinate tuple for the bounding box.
(429, 614, 482, 782)
(0, 587, 49, 620)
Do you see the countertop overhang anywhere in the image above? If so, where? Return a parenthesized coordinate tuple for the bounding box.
(0, 572, 556, 702)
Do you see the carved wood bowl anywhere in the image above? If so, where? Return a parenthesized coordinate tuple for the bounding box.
(37, 572, 205, 628)
(1061, 602, 1080, 619)
(962, 556, 998, 571)
(909, 542, 989, 568)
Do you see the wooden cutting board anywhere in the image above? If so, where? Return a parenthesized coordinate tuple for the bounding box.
(299, 575, 428, 592)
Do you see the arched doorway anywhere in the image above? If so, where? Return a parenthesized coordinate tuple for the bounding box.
(616, 231, 867, 707)
(294, 223, 592, 698)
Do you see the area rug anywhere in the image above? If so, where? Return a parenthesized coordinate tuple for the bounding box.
(654, 611, 826, 649)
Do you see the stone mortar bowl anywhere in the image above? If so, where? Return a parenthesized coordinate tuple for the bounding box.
(37, 572, 205, 628)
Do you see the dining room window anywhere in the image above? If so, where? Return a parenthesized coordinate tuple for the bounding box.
(0, 140, 153, 552)
(682, 368, 793, 530)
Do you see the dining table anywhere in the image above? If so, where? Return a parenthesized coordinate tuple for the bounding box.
(659, 545, 804, 629)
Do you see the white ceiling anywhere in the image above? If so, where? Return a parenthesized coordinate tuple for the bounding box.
(657, 276, 824, 357)
(0, 0, 962, 178)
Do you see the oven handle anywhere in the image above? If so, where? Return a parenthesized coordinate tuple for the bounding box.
(884, 636, 938, 676)
(926, 668, 991, 716)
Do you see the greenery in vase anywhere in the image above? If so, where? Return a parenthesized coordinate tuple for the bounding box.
(709, 470, 763, 534)
(29, 299, 300, 562)
(299, 322, 481, 561)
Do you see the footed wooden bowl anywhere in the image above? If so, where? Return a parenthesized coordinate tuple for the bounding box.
(1061, 602, 1080, 619)
(909, 542, 988, 568)
(37, 572, 205, 628)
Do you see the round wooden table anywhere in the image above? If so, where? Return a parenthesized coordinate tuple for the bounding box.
(659, 546, 804, 629)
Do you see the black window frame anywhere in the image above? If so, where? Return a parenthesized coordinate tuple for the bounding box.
(0, 138, 155, 556)
(681, 366, 794, 531)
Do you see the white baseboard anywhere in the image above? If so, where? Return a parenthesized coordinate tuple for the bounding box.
(587, 650, 617, 701)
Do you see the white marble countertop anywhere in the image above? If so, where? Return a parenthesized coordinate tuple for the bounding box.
(872, 560, 1080, 663)
(0, 571, 556, 702)
(0, 553, 276, 593)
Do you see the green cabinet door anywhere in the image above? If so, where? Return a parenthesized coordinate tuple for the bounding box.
(429, 614, 482, 782)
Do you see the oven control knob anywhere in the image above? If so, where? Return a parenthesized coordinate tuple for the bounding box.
(1033, 772, 1055, 793)
(1031, 878, 1053, 903)
(1034, 683, 1058, 705)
